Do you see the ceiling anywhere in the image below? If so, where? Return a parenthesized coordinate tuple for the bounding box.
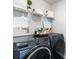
(44, 0, 58, 4)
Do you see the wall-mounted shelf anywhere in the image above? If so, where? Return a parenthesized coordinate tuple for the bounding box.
(13, 6, 54, 20)
(13, 6, 27, 13)
(47, 16, 54, 20)
(13, 6, 43, 17)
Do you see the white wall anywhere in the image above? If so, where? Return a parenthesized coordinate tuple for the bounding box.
(52, 0, 66, 39)
(31, 0, 52, 11)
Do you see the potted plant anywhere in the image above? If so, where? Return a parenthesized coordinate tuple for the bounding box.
(27, 0, 33, 14)
(27, 0, 32, 9)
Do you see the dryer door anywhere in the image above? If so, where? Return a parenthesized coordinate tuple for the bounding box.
(25, 45, 51, 59)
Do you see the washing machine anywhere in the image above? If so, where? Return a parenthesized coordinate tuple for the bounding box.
(49, 33, 65, 59)
(13, 36, 51, 59)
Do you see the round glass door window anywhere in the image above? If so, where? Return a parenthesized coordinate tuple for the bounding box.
(26, 47, 51, 59)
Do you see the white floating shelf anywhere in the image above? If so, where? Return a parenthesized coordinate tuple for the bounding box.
(13, 6, 27, 13)
(13, 6, 54, 20)
(47, 16, 54, 20)
(13, 6, 43, 17)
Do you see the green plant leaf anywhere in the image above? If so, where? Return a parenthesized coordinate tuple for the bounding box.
(27, 0, 32, 6)
(27, 6, 31, 9)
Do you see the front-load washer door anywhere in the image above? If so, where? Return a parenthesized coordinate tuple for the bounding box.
(25, 45, 51, 59)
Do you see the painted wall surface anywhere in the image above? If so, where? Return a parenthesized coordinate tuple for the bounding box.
(52, 0, 66, 40)
(31, 0, 52, 11)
